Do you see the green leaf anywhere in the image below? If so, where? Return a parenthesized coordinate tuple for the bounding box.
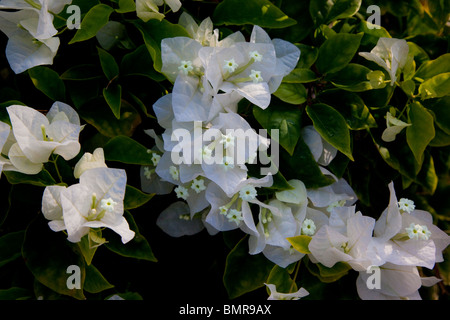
(414, 53, 450, 80)
(121, 45, 165, 81)
(79, 98, 141, 138)
(327, 63, 373, 92)
(253, 103, 302, 155)
(104, 211, 157, 262)
(357, 20, 391, 47)
(213, 0, 297, 29)
(0, 231, 24, 268)
(97, 47, 119, 81)
(310, 0, 362, 25)
(287, 235, 312, 254)
(316, 33, 363, 75)
(318, 89, 377, 130)
(0, 287, 32, 300)
(306, 103, 354, 161)
(124, 185, 154, 210)
(401, 79, 416, 97)
(69, 4, 114, 44)
(426, 96, 450, 135)
(223, 236, 274, 299)
(295, 44, 318, 69)
(83, 264, 114, 294)
(416, 152, 438, 194)
(406, 102, 435, 165)
(305, 258, 351, 283)
(3, 169, 56, 187)
(28, 66, 65, 101)
(103, 135, 154, 165)
(273, 83, 307, 105)
(418, 72, 450, 99)
(266, 265, 297, 294)
(60, 64, 103, 81)
(22, 218, 86, 300)
(280, 136, 334, 188)
(116, 0, 136, 13)
(103, 84, 122, 119)
(282, 68, 318, 83)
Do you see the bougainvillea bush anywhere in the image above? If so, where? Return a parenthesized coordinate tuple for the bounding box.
(0, 0, 449, 301)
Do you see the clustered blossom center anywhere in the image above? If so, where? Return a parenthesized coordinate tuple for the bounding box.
(405, 223, 431, 240)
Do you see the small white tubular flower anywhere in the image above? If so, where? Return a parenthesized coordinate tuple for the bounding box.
(178, 60, 194, 75)
(265, 283, 309, 300)
(73, 148, 107, 179)
(60, 167, 134, 244)
(405, 223, 431, 240)
(359, 37, 409, 86)
(249, 70, 263, 83)
(169, 165, 179, 180)
(227, 209, 244, 225)
(100, 197, 117, 213)
(151, 153, 161, 166)
(249, 50, 263, 62)
(190, 177, 206, 194)
(223, 58, 238, 73)
(398, 198, 415, 213)
(301, 218, 316, 236)
(220, 156, 235, 171)
(239, 185, 257, 201)
(220, 132, 235, 149)
(381, 112, 412, 142)
(143, 166, 152, 179)
(174, 185, 189, 200)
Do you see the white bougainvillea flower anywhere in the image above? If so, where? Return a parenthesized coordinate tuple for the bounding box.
(73, 148, 107, 179)
(199, 41, 277, 109)
(309, 210, 380, 271)
(136, 0, 181, 22)
(381, 112, 411, 142)
(265, 283, 309, 300)
(41, 185, 66, 232)
(356, 263, 423, 300)
(0, 0, 71, 73)
(156, 201, 204, 237)
(204, 175, 273, 235)
(249, 25, 300, 93)
(60, 167, 134, 244)
(359, 37, 409, 86)
(0, 121, 19, 175)
(7, 102, 82, 170)
(373, 182, 450, 269)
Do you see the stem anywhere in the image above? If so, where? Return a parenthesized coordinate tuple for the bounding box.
(289, 260, 301, 293)
(50, 154, 63, 183)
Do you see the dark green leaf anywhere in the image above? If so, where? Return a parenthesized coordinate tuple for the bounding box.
(253, 103, 302, 155)
(414, 53, 450, 80)
(124, 185, 154, 210)
(28, 66, 65, 101)
(97, 47, 119, 81)
(316, 33, 363, 75)
(213, 0, 297, 29)
(60, 64, 102, 81)
(310, 0, 362, 25)
(418, 72, 450, 99)
(69, 4, 114, 44)
(282, 68, 318, 83)
(22, 218, 86, 300)
(3, 169, 56, 187)
(223, 236, 274, 299)
(121, 45, 165, 81)
(327, 63, 373, 92)
(116, 0, 136, 13)
(84, 264, 114, 294)
(105, 211, 157, 262)
(103, 84, 122, 119)
(306, 103, 354, 161)
(273, 83, 307, 105)
(406, 102, 435, 165)
(266, 265, 297, 294)
(103, 135, 154, 165)
(0, 231, 24, 268)
(0, 287, 32, 300)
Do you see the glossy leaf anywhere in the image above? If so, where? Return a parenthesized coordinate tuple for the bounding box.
(406, 102, 435, 165)
(69, 4, 115, 44)
(103, 84, 122, 119)
(287, 235, 312, 254)
(103, 135, 154, 166)
(310, 0, 362, 25)
(28, 66, 65, 101)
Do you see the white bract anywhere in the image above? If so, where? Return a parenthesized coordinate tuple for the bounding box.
(7, 102, 82, 174)
(381, 112, 411, 142)
(73, 148, 107, 179)
(0, 0, 71, 73)
(60, 167, 134, 244)
(359, 37, 409, 86)
(136, 0, 181, 22)
(265, 283, 309, 300)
